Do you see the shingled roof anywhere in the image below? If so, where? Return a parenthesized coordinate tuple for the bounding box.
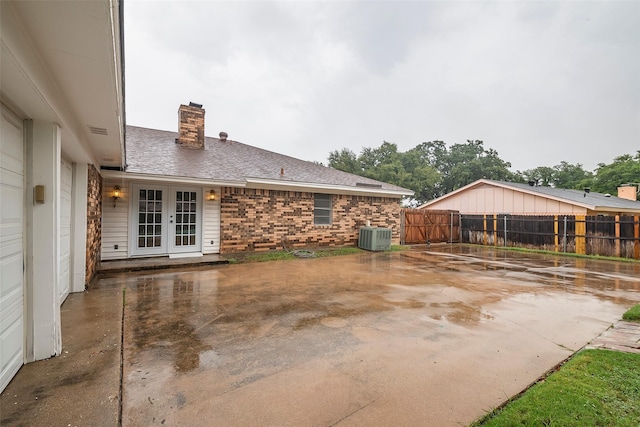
(124, 126, 413, 197)
(499, 181, 640, 211)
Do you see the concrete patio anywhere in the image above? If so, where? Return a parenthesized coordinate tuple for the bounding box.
(2, 246, 639, 426)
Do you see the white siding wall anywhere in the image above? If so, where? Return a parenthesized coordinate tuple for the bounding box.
(101, 179, 129, 260)
(58, 158, 72, 303)
(203, 186, 221, 254)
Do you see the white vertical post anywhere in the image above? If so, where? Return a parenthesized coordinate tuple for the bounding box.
(71, 163, 88, 292)
(25, 120, 62, 361)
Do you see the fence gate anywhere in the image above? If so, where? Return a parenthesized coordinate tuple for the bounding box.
(401, 209, 460, 244)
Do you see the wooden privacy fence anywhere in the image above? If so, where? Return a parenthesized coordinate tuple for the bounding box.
(401, 209, 460, 244)
(461, 214, 640, 260)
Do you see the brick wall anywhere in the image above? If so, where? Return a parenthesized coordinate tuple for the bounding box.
(220, 188, 401, 253)
(177, 104, 205, 148)
(85, 164, 102, 284)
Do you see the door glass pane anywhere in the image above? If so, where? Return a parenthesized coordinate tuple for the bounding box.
(174, 190, 197, 247)
(137, 188, 163, 248)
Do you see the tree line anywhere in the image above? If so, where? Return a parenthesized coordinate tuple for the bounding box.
(327, 140, 640, 205)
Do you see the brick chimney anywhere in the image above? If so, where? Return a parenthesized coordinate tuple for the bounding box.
(177, 102, 205, 148)
(617, 185, 638, 201)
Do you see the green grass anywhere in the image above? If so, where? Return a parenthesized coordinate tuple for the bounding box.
(225, 244, 409, 264)
(473, 349, 640, 426)
(389, 244, 411, 252)
(622, 304, 640, 322)
(315, 247, 363, 257)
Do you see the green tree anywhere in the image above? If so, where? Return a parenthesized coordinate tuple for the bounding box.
(592, 152, 640, 198)
(326, 139, 515, 204)
(327, 148, 360, 174)
(521, 166, 555, 187)
(551, 161, 593, 189)
(400, 147, 441, 202)
(439, 140, 516, 194)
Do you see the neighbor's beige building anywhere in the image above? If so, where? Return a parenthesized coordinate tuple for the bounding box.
(419, 179, 640, 216)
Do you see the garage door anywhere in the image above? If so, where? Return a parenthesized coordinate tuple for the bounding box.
(1, 107, 24, 392)
(59, 159, 72, 304)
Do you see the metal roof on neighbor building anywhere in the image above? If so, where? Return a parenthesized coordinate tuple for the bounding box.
(501, 181, 640, 211)
(123, 126, 413, 197)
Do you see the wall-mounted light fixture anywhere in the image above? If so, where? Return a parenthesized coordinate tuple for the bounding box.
(34, 185, 46, 204)
(112, 185, 121, 207)
(207, 189, 217, 201)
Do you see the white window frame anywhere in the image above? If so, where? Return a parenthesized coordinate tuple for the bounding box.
(314, 193, 332, 225)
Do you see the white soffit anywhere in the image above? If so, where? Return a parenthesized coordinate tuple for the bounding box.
(2, 0, 124, 168)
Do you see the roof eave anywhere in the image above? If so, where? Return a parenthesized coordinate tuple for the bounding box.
(100, 170, 246, 187)
(245, 178, 413, 198)
(419, 179, 600, 210)
(593, 207, 640, 214)
(100, 171, 413, 198)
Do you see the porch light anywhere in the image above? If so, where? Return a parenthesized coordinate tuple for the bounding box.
(112, 185, 121, 207)
(207, 189, 217, 201)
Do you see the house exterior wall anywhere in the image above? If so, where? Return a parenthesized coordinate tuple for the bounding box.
(425, 184, 588, 215)
(220, 188, 401, 253)
(203, 187, 221, 254)
(85, 164, 102, 283)
(101, 178, 129, 260)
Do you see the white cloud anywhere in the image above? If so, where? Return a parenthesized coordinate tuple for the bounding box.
(125, 0, 640, 172)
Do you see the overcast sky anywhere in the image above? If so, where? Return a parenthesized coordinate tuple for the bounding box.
(124, 0, 640, 173)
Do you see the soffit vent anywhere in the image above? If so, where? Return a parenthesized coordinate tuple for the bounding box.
(89, 126, 108, 135)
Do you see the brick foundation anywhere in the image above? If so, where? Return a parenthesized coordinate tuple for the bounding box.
(220, 188, 401, 253)
(85, 164, 102, 283)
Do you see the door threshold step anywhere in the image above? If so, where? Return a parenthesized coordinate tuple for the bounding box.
(169, 252, 203, 259)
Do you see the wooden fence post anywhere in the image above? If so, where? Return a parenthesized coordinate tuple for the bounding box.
(635, 215, 639, 260)
(400, 208, 405, 245)
(615, 215, 621, 258)
(493, 214, 497, 246)
(483, 215, 487, 246)
(554, 215, 559, 253)
(575, 215, 586, 255)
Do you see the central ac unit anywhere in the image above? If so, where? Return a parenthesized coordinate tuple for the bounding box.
(358, 227, 392, 251)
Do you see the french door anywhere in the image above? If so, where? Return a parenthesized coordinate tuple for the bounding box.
(131, 184, 202, 256)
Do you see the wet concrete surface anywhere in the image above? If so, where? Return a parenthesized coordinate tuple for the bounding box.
(0, 282, 122, 427)
(118, 246, 639, 426)
(586, 321, 640, 353)
(98, 254, 227, 275)
(2, 245, 639, 426)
